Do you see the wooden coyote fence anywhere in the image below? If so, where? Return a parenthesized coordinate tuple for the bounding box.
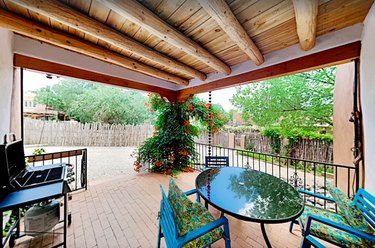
(24, 119, 153, 147)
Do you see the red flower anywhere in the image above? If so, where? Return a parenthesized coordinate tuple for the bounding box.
(180, 151, 187, 156)
(208, 123, 213, 127)
(183, 120, 190, 126)
(166, 170, 171, 175)
(155, 161, 163, 167)
(185, 129, 190, 134)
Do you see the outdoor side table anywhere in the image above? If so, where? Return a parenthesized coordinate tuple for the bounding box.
(195, 167, 304, 248)
(0, 181, 71, 248)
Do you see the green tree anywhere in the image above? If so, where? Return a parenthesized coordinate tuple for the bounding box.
(231, 67, 335, 129)
(34, 79, 91, 114)
(35, 79, 152, 124)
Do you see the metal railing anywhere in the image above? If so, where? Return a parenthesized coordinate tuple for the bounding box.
(25, 148, 88, 192)
(193, 143, 358, 210)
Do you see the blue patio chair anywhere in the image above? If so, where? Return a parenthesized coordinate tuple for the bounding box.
(157, 179, 231, 248)
(205, 156, 229, 169)
(290, 187, 375, 247)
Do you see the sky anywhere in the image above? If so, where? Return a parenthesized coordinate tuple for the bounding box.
(23, 70, 237, 111)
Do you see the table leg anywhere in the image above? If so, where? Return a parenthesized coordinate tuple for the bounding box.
(1, 210, 3, 248)
(64, 194, 67, 248)
(260, 223, 272, 248)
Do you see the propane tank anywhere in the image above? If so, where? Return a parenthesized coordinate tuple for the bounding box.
(24, 200, 60, 236)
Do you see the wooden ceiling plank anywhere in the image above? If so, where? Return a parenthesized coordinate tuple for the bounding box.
(98, 0, 231, 75)
(292, 0, 319, 51)
(11, 0, 205, 81)
(0, 0, 6, 8)
(198, 0, 264, 65)
(88, 0, 110, 24)
(177, 41, 361, 100)
(0, 8, 188, 85)
(14, 54, 177, 101)
(28, 9, 50, 26)
(3, 0, 30, 16)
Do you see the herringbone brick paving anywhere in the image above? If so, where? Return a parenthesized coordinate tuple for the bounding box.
(11, 171, 326, 248)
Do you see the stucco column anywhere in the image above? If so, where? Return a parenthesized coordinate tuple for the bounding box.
(333, 62, 362, 196)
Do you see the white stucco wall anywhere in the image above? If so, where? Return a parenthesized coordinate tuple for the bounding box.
(0, 28, 14, 138)
(361, 3, 375, 194)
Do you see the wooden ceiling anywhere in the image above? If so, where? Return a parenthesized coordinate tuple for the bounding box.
(0, 0, 373, 86)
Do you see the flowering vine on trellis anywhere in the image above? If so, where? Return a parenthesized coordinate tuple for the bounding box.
(133, 93, 227, 175)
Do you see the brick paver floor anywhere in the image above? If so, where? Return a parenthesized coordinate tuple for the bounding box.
(10, 170, 313, 248)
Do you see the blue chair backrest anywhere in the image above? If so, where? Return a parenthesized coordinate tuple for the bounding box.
(159, 185, 179, 246)
(353, 188, 375, 229)
(205, 156, 229, 168)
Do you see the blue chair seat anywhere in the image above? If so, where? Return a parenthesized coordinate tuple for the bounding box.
(157, 178, 231, 248)
(300, 205, 367, 247)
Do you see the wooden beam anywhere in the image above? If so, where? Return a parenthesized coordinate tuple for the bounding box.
(198, 0, 264, 66)
(0, 9, 188, 85)
(177, 42, 361, 101)
(98, 0, 231, 75)
(11, 0, 206, 81)
(14, 55, 177, 102)
(292, 0, 319, 51)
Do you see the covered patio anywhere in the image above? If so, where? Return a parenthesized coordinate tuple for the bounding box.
(1, 0, 375, 247)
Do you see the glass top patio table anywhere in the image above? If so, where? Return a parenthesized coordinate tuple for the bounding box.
(195, 167, 304, 247)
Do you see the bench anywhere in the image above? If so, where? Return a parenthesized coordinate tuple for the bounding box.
(157, 179, 231, 248)
(290, 186, 375, 247)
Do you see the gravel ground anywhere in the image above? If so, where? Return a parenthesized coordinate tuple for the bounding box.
(25, 146, 137, 183)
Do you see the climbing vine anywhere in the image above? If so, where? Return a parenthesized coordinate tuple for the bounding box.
(133, 94, 227, 175)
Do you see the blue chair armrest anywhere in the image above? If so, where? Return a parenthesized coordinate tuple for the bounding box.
(185, 189, 200, 203)
(305, 214, 375, 242)
(298, 189, 335, 202)
(178, 216, 228, 244)
(185, 189, 197, 196)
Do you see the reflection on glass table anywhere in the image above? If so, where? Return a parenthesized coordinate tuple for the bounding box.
(195, 167, 304, 248)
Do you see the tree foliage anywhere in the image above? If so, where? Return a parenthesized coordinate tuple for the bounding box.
(34, 79, 152, 124)
(231, 67, 335, 129)
(133, 94, 229, 175)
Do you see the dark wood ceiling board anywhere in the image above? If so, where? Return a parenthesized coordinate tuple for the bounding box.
(0, 0, 6, 8)
(3, 0, 30, 17)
